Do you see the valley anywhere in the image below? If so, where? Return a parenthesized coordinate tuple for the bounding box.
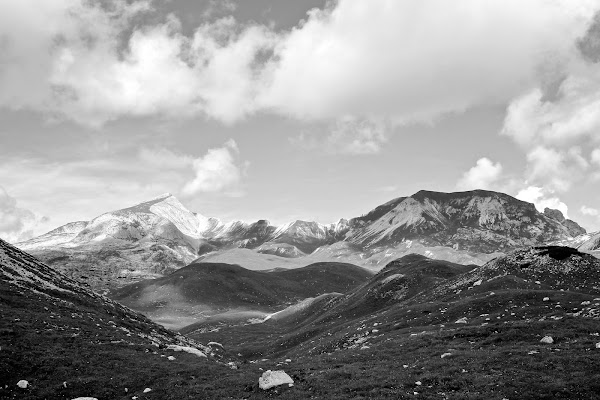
(3, 190, 600, 399)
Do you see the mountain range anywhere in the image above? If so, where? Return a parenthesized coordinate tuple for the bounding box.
(16, 189, 597, 292)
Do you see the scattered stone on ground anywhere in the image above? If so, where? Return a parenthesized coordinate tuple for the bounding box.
(258, 370, 294, 390)
(17, 380, 28, 389)
(540, 336, 554, 344)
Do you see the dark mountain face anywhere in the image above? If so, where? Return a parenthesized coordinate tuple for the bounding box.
(543, 207, 586, 237)
(0, 238, 216, 398)
(345, 190, 585, 253)
(109, 261, 372, 329)
(183, 246, 600, 399)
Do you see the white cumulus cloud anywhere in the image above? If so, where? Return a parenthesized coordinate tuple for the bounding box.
(516, 186, 569, 217)
(182, 140, 246, 196)
(0, 186, 46, 243)
(1, 0, 599, 129)
(581, 205, 599, 216)
(456, 158, 504, 191)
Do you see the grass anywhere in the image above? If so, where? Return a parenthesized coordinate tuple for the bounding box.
(3, 238, 600, 399)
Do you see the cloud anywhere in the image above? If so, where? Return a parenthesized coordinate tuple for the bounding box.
(592, 149, 600, 166)
(0, 140, 246, 238)
(0, 186, 46, 243)
(0, 1, 276, 126)
(499, 9, 600, 193)
(377, 185, 398, 193)
(524, 146, 589, 192)
(139, 140, 247, 197)
(259, 0, 597, 122)
(1, 0, 599, 128)
(581, 205, 599, 216)
(138, 147, 193, 169)
(456, 158, 504, 191)
(291, 116, 388, 155)
(516, 186, 569, 217)
(182, 140, 246, 196)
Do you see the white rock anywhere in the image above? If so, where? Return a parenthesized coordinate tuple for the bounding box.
(440, 352, 452, 358)
(258, 370, 294, 390)
(473, 279, 482, 286)
(415, 381, 422, 386)
(581, 301, 591, 306)
(455, 317, 468, 324)
(595, 342, 600, 349)
(167, 356, 176, 361)
(166, 345, 206, 358)
(543, 297, 550, 301)
(143, 388, 151, 393)
(540, 336, 554, 344)
(285, 359, 292, 362)
(17, 380, 28, 389)
(72, 398, 99, 400)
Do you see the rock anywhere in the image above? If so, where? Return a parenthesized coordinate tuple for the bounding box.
(455, 317, 468, 324)
(440, 352, 452, 358)
(167, 356, 176, 361)
(473, 279, 482, 286)
(581, 301, 591, 305)
(415, 381, 422, 386)
(71, 398, 99, 400)
(540, 336, 554, 344)
(17, 380, 28, 389)
(258, 370, 294, 390)
(543, 297, 550, 301)
(595, 342, 600, 349)
(143, 388, 152, 393)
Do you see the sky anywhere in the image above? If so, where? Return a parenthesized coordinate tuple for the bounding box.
(2, 0, 600, 242)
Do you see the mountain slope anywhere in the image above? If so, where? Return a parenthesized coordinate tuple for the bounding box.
(110, 261, 372, 329)
(346, 190, 585, 252)
(578, 231, 600, 252)
(0, 238, 224, 399)
(16, 196, 350, 292)
(185, 247, 600, 398)
(16, 190, 589, 293)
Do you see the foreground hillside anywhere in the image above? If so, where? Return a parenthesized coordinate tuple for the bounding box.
(0, 238, 239, 400)
(185, 248, 600, 399)
(109, 261, 372, 329)
(3, 238, 600, 398)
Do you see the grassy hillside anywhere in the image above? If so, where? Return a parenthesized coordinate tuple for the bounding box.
(109, 261, 372, 329)
(184, 248, 600, 399)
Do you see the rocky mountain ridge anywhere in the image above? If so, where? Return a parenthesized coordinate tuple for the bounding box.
(15, 190, 589, 291)
(346, 190, 585, 252)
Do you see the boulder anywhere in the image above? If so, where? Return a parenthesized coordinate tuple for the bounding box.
(258, 370, 294, 390)
(540, 336, 554, 344)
